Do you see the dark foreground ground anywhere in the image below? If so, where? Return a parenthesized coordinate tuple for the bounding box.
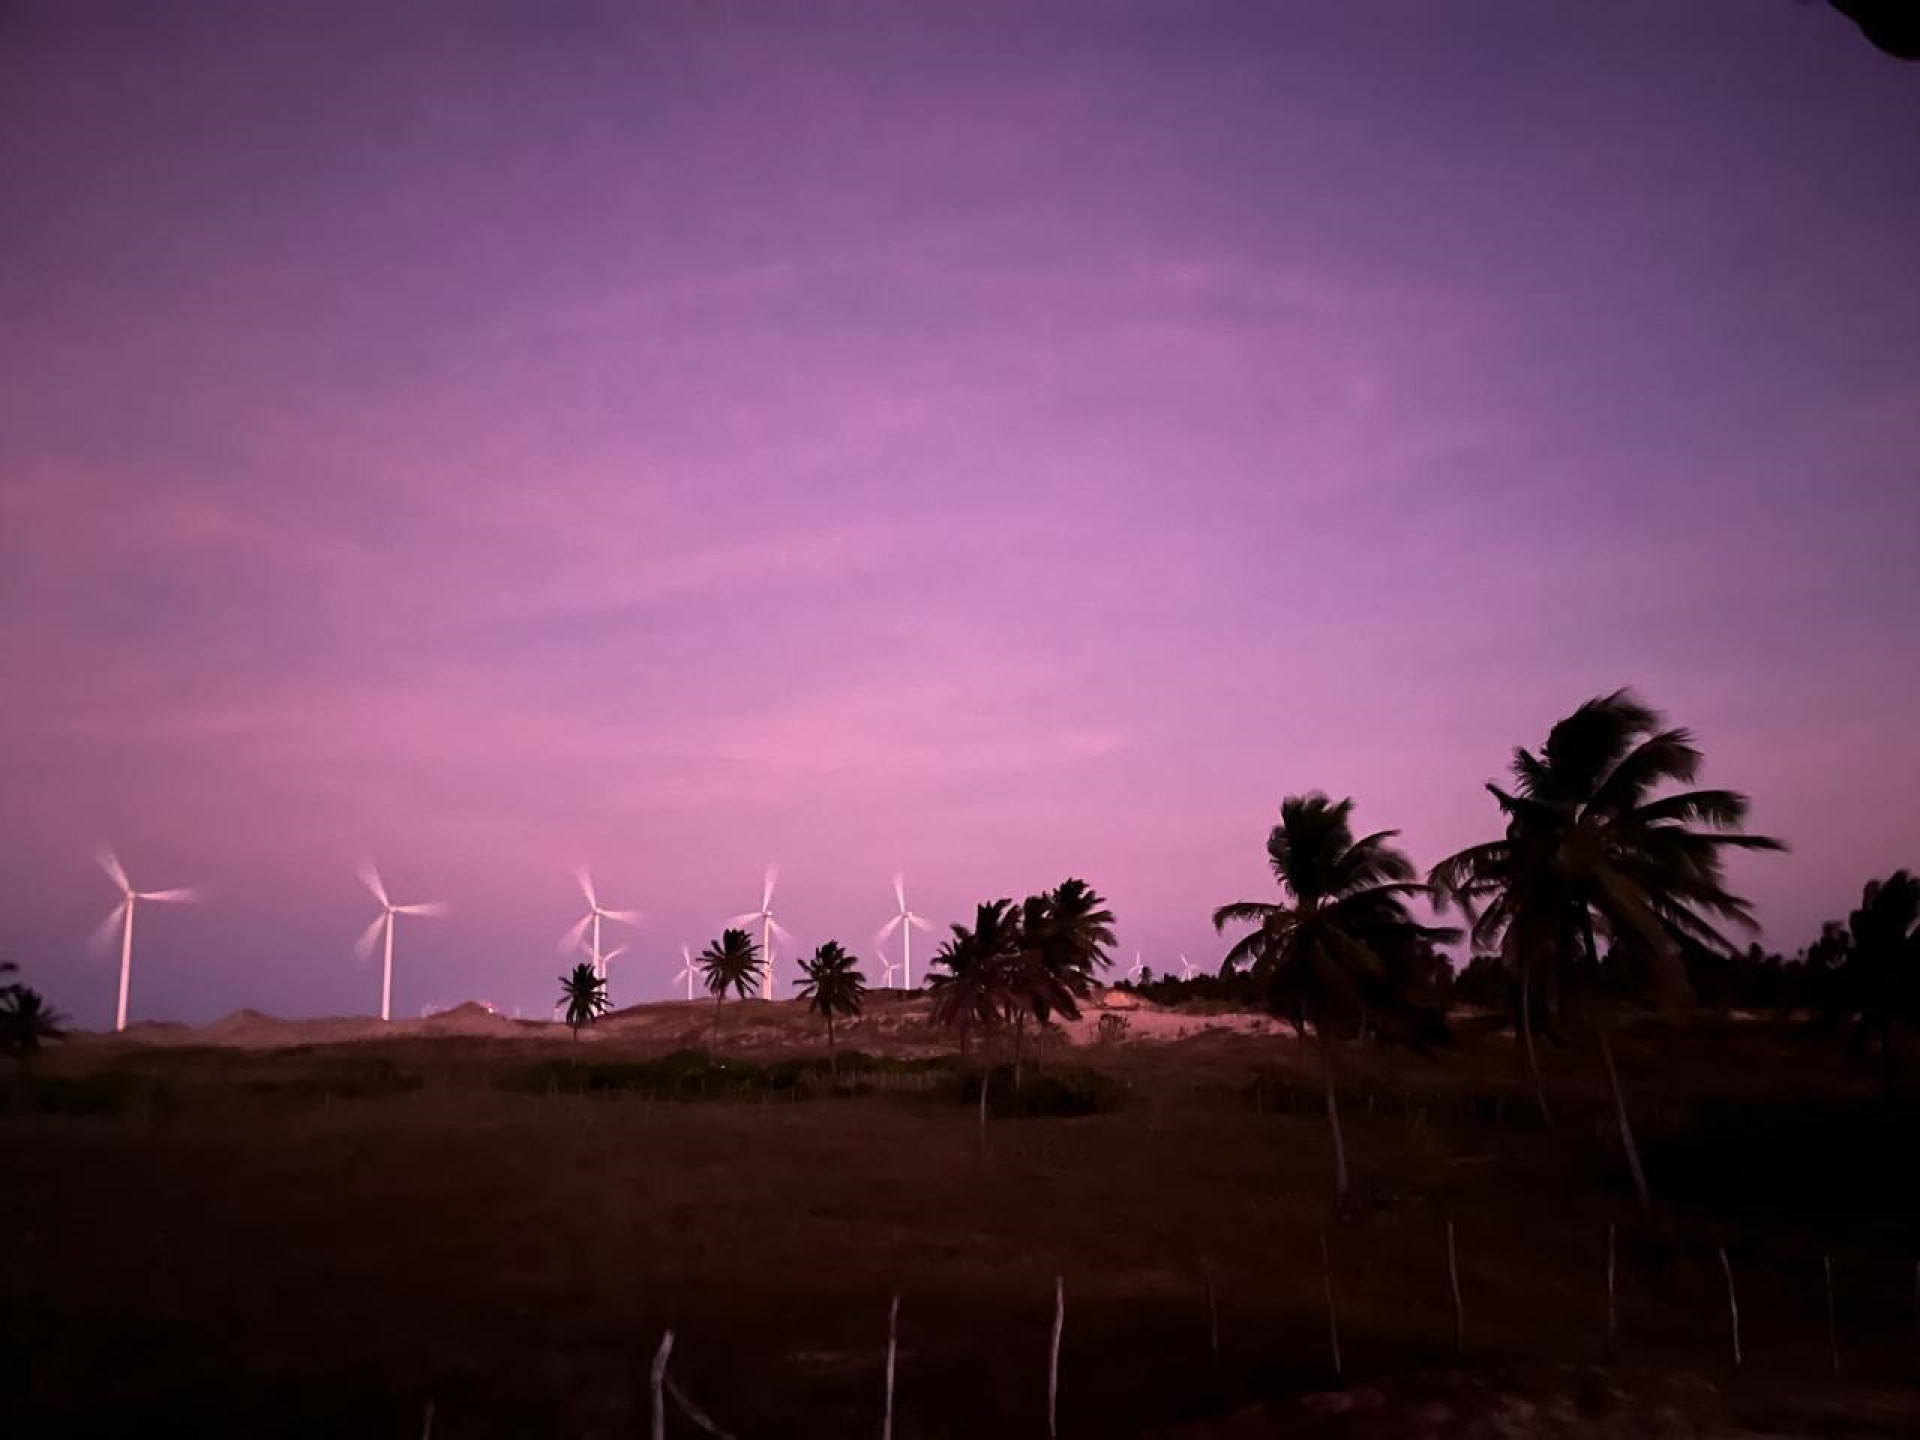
(5, 998, 1919, 1438)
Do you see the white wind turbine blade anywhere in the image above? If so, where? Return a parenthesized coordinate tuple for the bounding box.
(353, 913, 387, 959)
(575, 866, 598, 910)
(558, 913, 593, 955)
(768, 917, 796, 945)
(140, 888, 198, 904)
(907, 913, 935, 932)
(97, 848, 131, 894)
(600, 944, 627, 965)
(726, 911, 763, 929)
(762, 865, 778, 912)
(90, 901, 129, 954)
(892, 872, 906, 913)
(603, 908, 642, 925)
(357, 863, 389, 909)
(393, 901, 447, 917)
(877, 915, 904, 945)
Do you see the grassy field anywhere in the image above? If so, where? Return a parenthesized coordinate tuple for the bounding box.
(5, 997, 1919, 1438)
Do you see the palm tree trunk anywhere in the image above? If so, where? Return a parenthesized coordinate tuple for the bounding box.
(1319, 1023, 1349, 1199)
(1577, 911, 1650, 1215)
(827, 1011, 837, 1080)
(1596, 1019, 1652, 1216)
(1013, 1012, 1025, 1093)
(1883, 1013, 1898, 1101)
(1514, 937, 1551, 1126)
(711, 993, 722, 1047)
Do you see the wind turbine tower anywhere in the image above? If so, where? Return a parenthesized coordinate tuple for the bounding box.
(561, 868, 640, 981)
(95, 850, 197, 1033)
(877, 873, 934, 990)
(355, 864, 447, 1022)
(729, 866, 793, 1001)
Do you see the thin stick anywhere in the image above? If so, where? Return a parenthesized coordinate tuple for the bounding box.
(1718, 1246, 1742, 1370)
(1446, 1219, 1464, 1356)
(979, 1066, 990, 1149)
(666, 1374, 738, 1440)
(1202, 1260, 1219, 1362)
(1605, 1222, 1618, 1360)
(1824, 1253, 1840, 1375)
(1320, 1232, 1343, 1380)
(421, 1399, 434, 1440)
(650, 1329, 674, 1440)
(1048, 1275, 1065, 1439)
(883, 1292, 900, 1440)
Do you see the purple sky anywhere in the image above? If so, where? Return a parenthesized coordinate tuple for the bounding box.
(3, 2, 1917, 1028)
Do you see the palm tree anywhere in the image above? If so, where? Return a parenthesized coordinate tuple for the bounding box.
(927, 900, 1021, 1060)
(794, 941, 868, 1077)
(698, 928, 760, 1044)
(1428, 689, 1783, 1212)
(1214, 793, 1453, 1197)
(0, 983, 66, 1058)
(1822, 872, 1920, 1098)
(1028, 877, 1117, 1001)
(557, 961, 610, 1041)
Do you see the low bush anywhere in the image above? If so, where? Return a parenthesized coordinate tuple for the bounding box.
(954, 1064, 1127, 1118)
(246, 1057, 423, 1101)
(1, 1071, 168, 1118)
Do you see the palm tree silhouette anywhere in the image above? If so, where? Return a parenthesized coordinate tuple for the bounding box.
(794, 940, 868, 1077)
(1027, 877, 1117, 1002)
(1214, 793, 1452, 1198)
(1428, 689, 1782, 1212)
(1, 959, 66, 1058)
(927, 901, 1021, 1061)
(698, 928, 761, 1044)
(1822, 872, 1920, 1098)
(556, 961, 609, 1042)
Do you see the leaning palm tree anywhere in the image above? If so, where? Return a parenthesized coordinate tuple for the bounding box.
(1428, 689, 1783, 1212)
(794, 940, 868, 1077)
(1214, 793, 1453, 1197)
(1821, 872, 1920, 1099)
(556, 961, 610, 1042)
(698, 928, 761, 1044)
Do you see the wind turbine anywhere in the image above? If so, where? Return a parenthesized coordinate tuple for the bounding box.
(94, 849, 197, 1033)
(880, 956, 902, 989)
(876, 873, 934, 990)
(559, 868, 641, 981)
(1179, 954, 1197, 981)
(672, 944, 698, 1002)
(597, 944, 627, 994)
(354, 864, 447, 1023)
(729, 865, 793, 1001)
(1126, 952, 1146, 983)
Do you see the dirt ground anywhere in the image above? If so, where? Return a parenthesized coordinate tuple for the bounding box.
(4, 992, 1918, 1437)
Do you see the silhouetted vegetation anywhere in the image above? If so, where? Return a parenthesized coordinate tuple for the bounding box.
(1814, 871, 1920, 1097)
(697, 927, 760, 1041)
(556, 961, 610, 1040)
(793, 940, 867, 1076)
(953, 1062, 1126, 1118)
(1213, 793, 1454, 1197)
(497, 1047, 955, 1101)
(924, 878, 1115, 1088)
(0, 958, 66, 1058)
(1429, 689, 1782, 1211)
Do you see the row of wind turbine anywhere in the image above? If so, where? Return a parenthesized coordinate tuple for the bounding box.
(90, 853, 1181, 1027)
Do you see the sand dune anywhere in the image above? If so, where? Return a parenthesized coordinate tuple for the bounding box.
(85, 986, 1283, 1050)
